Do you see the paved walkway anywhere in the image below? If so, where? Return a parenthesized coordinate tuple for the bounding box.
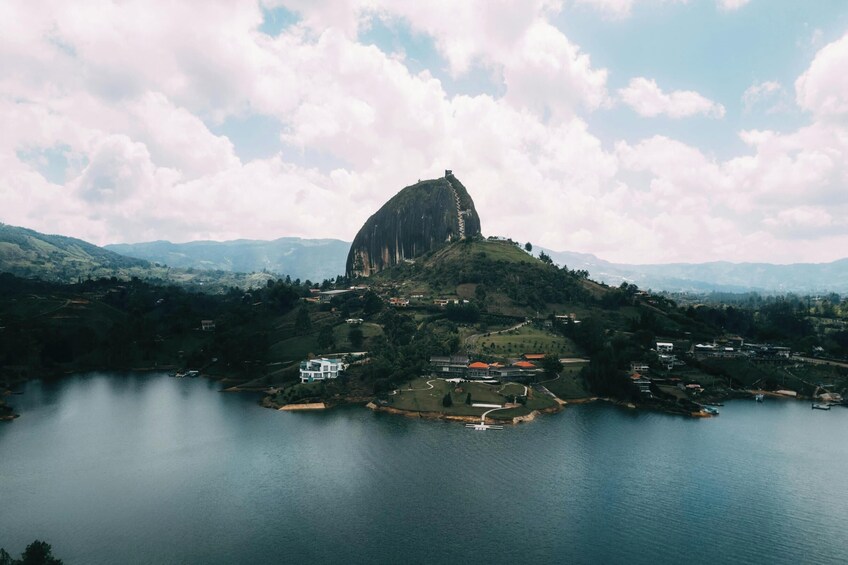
(390, 379, 438, 396)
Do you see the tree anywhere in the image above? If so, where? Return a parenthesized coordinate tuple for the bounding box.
(442, 392, 453, 407)
(524, 242, 533, 252)
(465, 392, 472, 405)
(317, 324, 335, 350)
(294, 307, 312, 335)
(349, 327, 364, 349)
(0, 541, 64, 565)
(362, 291, 383, 315)
(541, 354, 563, 376)
(538, 251, 553, 265)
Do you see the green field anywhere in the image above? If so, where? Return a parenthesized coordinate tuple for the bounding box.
(540, 363, 591, 399)
(470, 325, 580, 358)
(388, 377, 558, 419)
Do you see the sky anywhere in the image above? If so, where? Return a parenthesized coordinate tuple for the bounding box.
(3, 0, 848, 265)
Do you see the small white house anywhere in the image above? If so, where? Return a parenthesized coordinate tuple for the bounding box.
(300, 358, 346, 383)
(656, 342, 674, 353)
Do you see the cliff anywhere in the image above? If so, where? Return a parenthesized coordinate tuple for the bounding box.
(346, 171, 482, 278)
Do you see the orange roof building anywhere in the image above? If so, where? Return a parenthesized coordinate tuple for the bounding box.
(468, 362, 490, 369)
(514, 361, 536, 369)
(523, 354, 546, 360)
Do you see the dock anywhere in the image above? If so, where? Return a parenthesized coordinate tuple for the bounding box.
(465, 423, 504, 430)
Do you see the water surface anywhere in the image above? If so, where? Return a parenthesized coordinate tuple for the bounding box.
(1, 373, 846, 564)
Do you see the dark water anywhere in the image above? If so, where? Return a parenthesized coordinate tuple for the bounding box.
(1, 373, 847, 564)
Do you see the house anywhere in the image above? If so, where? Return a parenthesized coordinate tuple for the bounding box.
(201, 320, 216, 331)
(318, 289, 353, 303)
(430, 355, 470, 377)
(656, 342, 674, 353)
(345, 318, 364, 325)
(488, 365, 525, 380)
(630, 363, 649, 374)
(433, 298, 468, 307)
(389, 297, 410, 307)
(467, 361, 490, 379)
(300, 358, 346, 383)
(489, 362, 540, 381)
(555, 313, 578, 321)
(522, 353, 546, 361)
(630, 372, 652, 396)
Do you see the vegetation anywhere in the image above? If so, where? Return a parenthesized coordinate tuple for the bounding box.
(4, 220, 848, 419)
(0, 223, 279, 292)
(0, 540, 62, 565)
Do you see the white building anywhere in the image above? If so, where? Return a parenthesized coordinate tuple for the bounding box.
(656, 342, 674, 353)
(300, 358, 346, 383)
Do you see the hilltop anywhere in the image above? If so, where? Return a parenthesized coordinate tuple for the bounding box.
(0, 223, 149, 281)
(346, 171, 482, 278)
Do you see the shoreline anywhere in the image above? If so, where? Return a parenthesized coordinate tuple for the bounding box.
(365, 400, 564, 425)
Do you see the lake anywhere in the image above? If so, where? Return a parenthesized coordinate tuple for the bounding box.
(1, 372, 847, 564)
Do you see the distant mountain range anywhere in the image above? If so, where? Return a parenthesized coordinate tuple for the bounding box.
(2, 221, 847, 293)
(0, 223, 150, 281)
(0, 223, 276, 290)
(540, 248, 848, 294)
(106, 238, 350, 282)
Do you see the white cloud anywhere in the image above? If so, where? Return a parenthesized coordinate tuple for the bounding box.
(741, 80, 783, 113)
(618, 77, 725, 119)
(2, 0, 848, 267)
(717, 0, 750, 11)
(796, 33, 848, 117)
(572, 0, 637, 19)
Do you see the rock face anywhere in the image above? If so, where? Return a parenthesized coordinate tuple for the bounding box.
(346, 171, 482, 278)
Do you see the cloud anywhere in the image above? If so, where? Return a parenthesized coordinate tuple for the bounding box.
(572, 0, 637, 19)
(3, 0, 848, 267)
(741, 80, 784, 113)
(717, 0, 750, 11)
(796, 33, 848, 118)
(618, 77, 725, 118)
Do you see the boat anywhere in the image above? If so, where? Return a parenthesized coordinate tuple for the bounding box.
(754, 393, 764, 402)
(812, 403, 831, 411)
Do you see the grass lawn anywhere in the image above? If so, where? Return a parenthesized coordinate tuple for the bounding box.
(471, 325, 580, 358)
(332, 322, 383, 351)
(390, 378, 511, 415)
(269, 334, 319, 362)
(541, 363, 591, 399)
(389, 377, 559, 420)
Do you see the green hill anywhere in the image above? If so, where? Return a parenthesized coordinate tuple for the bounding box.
(0, 223, 278, 291)
(0, 223, 149, 282)
(371, 237, 597, 317)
